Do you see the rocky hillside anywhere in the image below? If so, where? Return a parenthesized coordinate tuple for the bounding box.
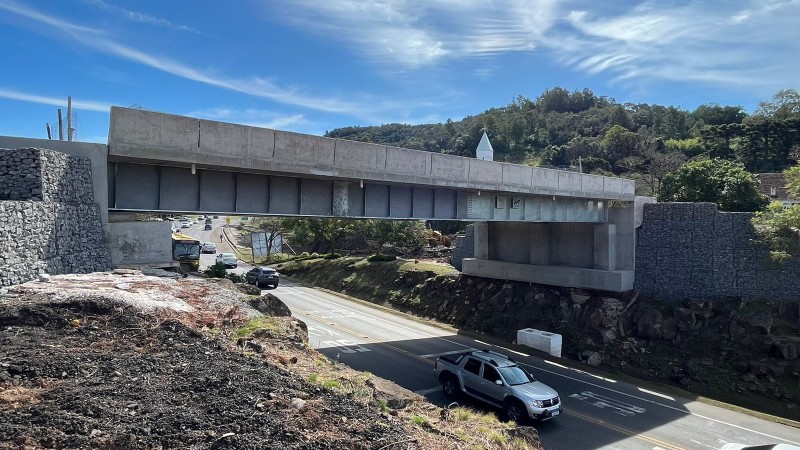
(275, 256, 800, 423)
(0, 271, 542, 450)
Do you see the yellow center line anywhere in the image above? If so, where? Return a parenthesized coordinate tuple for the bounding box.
(568, 409, 685, 450)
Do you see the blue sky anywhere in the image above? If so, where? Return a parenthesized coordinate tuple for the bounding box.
(0, 0, 797, 143)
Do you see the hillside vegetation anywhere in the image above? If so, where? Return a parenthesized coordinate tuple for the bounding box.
(326, 87, 800, 198)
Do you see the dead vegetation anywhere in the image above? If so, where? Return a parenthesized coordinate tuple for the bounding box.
(0, 273, 542, 450)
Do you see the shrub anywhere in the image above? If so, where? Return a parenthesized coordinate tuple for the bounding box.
(310, 252, 320, 258)
(324, 253, 342, 259)
(368, 254, 396, 262)
(299, 251, 310, 258)
(226, 272, 245, 283)
(204, 262, 228, 278)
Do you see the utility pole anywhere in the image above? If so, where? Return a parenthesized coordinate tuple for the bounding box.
(57, 109, 64, 140)
(67, 96, 73, 141)
(46, 123, 52, 140)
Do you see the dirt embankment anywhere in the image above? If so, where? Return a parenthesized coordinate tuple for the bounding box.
(0, 272, 542, 450)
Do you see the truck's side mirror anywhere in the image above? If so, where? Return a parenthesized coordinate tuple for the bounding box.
(495, 380, 503, 386)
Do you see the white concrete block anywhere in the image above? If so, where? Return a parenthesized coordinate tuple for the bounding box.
(558, 171, 582, 192)
(517, 328, 562, 358)
(248, 127, 275, 159)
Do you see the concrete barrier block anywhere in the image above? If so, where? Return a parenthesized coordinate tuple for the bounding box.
(275, 130, 319, 164)
(430, 153, 469, 181)
(531, 169, 558, 190)
(469, 159, 503, 183)
(109, 106, 162, 148)
(517, 328, 562, 357)
(558, 171, 582, 192)
(386, 146, 427, 175)
(248, 127, 275, 160)
(319, 137, 336, 167)
(200, 120, 248, 157)
(502, 164, 532, 187)
(604, 177, 623, 194)
(581, 174, 604, 193)
(334, 139, 384, 171)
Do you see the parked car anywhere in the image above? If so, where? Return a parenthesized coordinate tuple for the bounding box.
(201, 242, 217, 254)
(434, 350, 561, 423)
(215, 252, 237, 268)
(204, 224, 212, 230)
(245, 267, 280, 288)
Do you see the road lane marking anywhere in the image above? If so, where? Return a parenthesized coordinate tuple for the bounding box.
(285, 286, 799, 446)
(319, 339, 370, 353)
(284, 286, 471, 348)
(569, 391, 646, 416)
(522, 362, 800, 445)
(414, 386, 443, 395)
(295, 308, 436, 367)
(567, 409, 685, 450)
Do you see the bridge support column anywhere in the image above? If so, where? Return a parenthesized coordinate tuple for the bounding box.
(593, 224, 617, 270)
(473, 221, 489, 260)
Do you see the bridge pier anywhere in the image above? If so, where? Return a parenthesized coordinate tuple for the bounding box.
(462, 202, 642, 292)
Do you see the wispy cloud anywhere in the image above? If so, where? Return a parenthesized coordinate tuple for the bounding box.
(270, 0, 559, 68)
(0, 88, 112, 112)
(551, 0, 800, 89)
(0, 0, 371, 116)
(269, 0, 799, 92)
(82, 0, 200, 34)
(186, 108, 308, 130)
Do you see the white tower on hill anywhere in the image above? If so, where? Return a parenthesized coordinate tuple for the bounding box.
(476, 131, 494, 161)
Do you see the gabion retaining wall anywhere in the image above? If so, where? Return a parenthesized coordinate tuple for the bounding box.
(635, 202, 800, 301)
(0, 148, 111, 286)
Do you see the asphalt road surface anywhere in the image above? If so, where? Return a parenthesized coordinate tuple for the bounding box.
(272, 281, 800, 450)
(183, 218, 800, 449)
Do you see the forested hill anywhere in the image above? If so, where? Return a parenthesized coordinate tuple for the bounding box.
(325, 87, 800, 196)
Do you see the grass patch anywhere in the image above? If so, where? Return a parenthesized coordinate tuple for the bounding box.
(232, 317, 284, 340)
(409, 415, 428, 427)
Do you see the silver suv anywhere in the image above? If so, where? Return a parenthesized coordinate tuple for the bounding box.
(434, 350, 562, 422)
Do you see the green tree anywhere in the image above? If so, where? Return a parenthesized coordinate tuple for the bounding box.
(600, 125, 641, 167)
(754, 89, 800, 120)
(786, 165, 800, 198)
(658, 158, 769, 211)
(251, 217, 287, 259)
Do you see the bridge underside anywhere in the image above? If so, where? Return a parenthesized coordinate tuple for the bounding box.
(110, 162, 609, 222)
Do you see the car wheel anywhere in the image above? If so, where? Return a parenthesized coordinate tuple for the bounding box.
(441, 375, 460, 398)
(503, 399, 528, 425)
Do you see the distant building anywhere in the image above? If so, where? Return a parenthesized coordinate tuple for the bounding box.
(476, 132, 494, 161)
(756, 173, 800, 207)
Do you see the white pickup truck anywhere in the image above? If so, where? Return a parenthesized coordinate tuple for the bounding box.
(434, 350, 562, 423)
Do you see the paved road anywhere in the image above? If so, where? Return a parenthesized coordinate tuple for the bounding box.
(182, 218, 800, 449)
(270, 280, 800, 450)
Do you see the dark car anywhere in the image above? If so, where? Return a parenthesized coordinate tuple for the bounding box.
(204, 224, 212, 230)
(246, 267, 280, 288)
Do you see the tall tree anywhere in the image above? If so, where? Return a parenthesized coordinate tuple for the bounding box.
(658, 158, 769, 212)
(754, 89, 800, 120)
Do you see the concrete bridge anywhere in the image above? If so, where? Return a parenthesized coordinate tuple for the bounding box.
(1, 106, 646, 292)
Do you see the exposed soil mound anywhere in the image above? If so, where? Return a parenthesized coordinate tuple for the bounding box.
(0, 273, 543, 450)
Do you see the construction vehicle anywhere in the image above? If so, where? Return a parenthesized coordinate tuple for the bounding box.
(171, 232, 201, 272)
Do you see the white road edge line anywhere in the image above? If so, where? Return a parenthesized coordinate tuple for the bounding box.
(414, 386, 443, 395)
(282, 285, 799, 446)
(522, 362, 800, 445)
(284, 286, 471, 349)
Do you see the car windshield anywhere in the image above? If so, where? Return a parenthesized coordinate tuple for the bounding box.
(498, 365, 535, 386)
(173, 243, 200, 259)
